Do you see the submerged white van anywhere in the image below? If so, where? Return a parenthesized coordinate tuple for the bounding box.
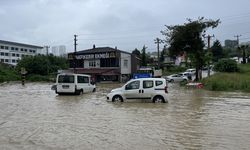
(107, 78, 168, 103)
(55, 73, 96, 95)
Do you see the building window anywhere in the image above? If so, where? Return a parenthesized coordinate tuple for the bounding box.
(24, 49, 27, 52)
(16, 54, 20, 57)
(1, 59, 4, 62)
(124, 59, 128, 68)
(12, 53, 16, 57)
(12, 59, 16, 63)
(5, 46, 9, 50)
(15, 48, 18, 51)
(5, 59, 9, 62)
(11, 47, 15, 50)
(5, 53, 9, 56)
(89, 61, 96, 67)
(0, 46, 4, 49)
(21, 48, 24, 51)
(0, 52, 4, 56)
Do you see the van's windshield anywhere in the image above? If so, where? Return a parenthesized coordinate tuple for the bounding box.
(58, 75, 74, 83)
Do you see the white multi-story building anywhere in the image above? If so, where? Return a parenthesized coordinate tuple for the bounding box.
(0, 40, 44, 66)
(51, 45, 66, 57)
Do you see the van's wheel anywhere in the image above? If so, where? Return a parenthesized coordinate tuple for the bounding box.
(153, 96, 166, 103)
(112, 95, 123, 102)
(79, 90, 83, 95)
(76, 90, 83, 95)
(92, 88, 96, 92)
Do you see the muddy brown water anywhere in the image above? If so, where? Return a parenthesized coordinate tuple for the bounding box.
(0, 82, 250, 150)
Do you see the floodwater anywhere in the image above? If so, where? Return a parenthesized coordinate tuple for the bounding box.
(0, 82, 250, 150)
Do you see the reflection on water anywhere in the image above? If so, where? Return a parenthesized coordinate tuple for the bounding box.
(0, 82, 250, 150)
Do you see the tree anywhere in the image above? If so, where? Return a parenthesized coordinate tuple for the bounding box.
(141, 45, 148, 66)
(161, 17, 220, 81)
(238, 45, 248, 64)
(132, 48, 141, 58)
(211, 40, 224, 62)
(16, 55, 69, 75)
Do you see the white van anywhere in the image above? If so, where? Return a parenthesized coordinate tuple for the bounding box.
(107, 78, 168, 103)
(55, 73, 96, 95)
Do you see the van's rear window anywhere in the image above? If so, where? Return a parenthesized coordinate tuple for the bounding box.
(58, 75, 74, 83)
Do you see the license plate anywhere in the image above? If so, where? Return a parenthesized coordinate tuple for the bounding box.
(62, 85, 69, 89)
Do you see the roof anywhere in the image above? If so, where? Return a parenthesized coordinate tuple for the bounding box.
(0, 40, 43, 49)
(69, 47, 131, 55)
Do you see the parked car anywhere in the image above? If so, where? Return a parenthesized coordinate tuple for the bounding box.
(178, 72, 192, 80)
(185, 68, 196, 75)
(107, 78, 168, 103)
(54, 73, 96, 95)
(165, 74, 188, 82)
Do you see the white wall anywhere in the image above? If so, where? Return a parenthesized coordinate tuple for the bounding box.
(120, 53, 131, 74)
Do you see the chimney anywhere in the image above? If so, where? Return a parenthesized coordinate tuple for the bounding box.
(93, 44, 96, 49)
(115, 46, 117, 50)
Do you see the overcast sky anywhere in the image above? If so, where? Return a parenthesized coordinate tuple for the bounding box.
(1, 0, 250, 53)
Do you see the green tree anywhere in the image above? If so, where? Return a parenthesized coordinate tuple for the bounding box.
(211, 40, 224, 62)
(238, 45, 249, 64)
(16, 55, 68, 75)
(161, 17, 220, 81)
(132, 48, 141, 58)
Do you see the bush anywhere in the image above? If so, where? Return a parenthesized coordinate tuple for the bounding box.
(213, 58, 238, 72)
(0, 64, 20, 83)
(27, 74, 52, 82)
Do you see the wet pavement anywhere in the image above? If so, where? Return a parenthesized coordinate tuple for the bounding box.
(0, 82, 250, 150)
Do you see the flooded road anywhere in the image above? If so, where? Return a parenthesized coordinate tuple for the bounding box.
(0, 82, 250, 150)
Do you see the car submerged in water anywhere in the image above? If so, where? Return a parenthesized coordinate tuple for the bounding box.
(107, 78, 168, 103)
(164, 74, 189, 83)
(52, 73, 96, 95)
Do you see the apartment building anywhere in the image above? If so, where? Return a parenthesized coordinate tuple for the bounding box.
(0, 40, 44, 66)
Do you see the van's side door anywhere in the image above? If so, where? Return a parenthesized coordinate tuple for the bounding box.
(141, 80, 154, 99)
(77, 76, 90, 93)
(123, 80, 141, 99)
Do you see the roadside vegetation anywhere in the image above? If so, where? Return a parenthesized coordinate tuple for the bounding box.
(202, 63, 250, 92)
(0, 55, 68, 83)
(0, 63, 20, 83)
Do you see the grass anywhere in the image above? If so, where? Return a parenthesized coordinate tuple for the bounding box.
(202, 63, 250, 92)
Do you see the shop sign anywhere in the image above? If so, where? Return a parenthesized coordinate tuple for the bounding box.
(75, 52, 116, 60)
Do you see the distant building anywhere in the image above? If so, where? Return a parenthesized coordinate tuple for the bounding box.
(0, 40, 44, 66)
(51, 45, 66, 57)
(224, 39, 238, 48)
(67, 45, 140, 82)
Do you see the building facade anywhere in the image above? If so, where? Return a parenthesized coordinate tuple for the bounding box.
(68, 46, 140, 82)
(0, 40, 44, 66)
(51, 45, 67, 57)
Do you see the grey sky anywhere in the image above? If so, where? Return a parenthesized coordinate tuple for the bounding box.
(1, 0, 250, 53)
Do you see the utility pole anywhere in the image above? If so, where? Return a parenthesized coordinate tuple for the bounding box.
(205, 34, 214, 77)
(154, 38, 162, 69)
(44, 45, 50, 55)
(74, 34, 78, 73)
(234, 35, 242, 46)
(234, 35, 242, 63)
(44, 45, 50, 75)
